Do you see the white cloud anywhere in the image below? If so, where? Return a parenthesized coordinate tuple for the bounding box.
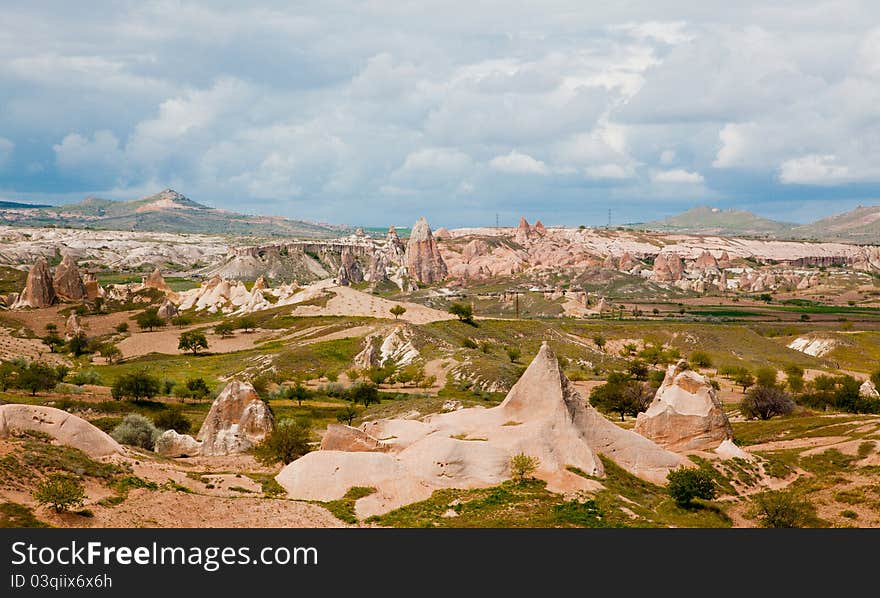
(53, 130, 124, 173)
(651, 169, 704, 184)
(659, 149, 676, 165)
(489, 151, 549, 175)
(612, 21, 694, 45)
(778, 154, 850, 184)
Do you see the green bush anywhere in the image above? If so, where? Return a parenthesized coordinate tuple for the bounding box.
(253, 419, 313, 465)
(689, 351, 713, 368)
(748, 490, 817, 528)
(461, 337, 478, 350)
(666, 468, 717, 507)
(740, 385, 795, 420)
(111, 370, 161, 401)
(33, 474, 85, 513)
(111, 414, 160, 450)
(152, 408, 192, 434)
(70, 368, 102, 386)
(509, 453, 539, 483)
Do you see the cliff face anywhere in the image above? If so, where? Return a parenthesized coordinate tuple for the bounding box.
(15, 256, 56, 307)
(405, 218, 448, 284)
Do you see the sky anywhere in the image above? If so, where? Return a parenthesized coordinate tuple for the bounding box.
(1, 1, 880, 228)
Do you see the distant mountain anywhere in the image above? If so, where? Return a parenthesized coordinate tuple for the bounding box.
(790, 205, 880, 243)
(0, 200, 50, 209)
(0, 189, 351, 238)
(633, 206, 793, 237)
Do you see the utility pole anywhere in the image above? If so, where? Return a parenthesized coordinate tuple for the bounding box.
(496, 213, 499, 229)
(607, 208, 612, 228)
(515, 293, 520, 319)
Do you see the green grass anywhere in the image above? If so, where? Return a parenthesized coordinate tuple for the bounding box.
(324, 486, 377, 523)
(732, 413, 868, 446)
(0, 502, 50, 528)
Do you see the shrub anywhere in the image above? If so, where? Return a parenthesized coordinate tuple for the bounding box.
(176, 377, 211, 401)
(70, 368, 102, 386)
(33, 474, 85, 512)
(755, 366, 778, 388)
(115, 322, 129, 334)
(336, 404, 360, 426)
(592, 335, 606, 351)
(253, 419, 312, 465)
(733, 370, 755, 393)
(689, 350, 713, 368)
(748, 490, 817, 528)
(666, 468, 717, 507)
(505, 347, 521, 363)
(152, 408, 192, 434)
(389, 305, 406, 320)
(236, 316, 257, 332)
(448, 302, 475, 324)
(461, 337, 478, 350)
(740, 385, 795, 420)
(111, 414, 160, 450)
(509, 453, 539, 483)
(111, 370, 161, 401)
(345, 382, 379, 408)
(99, 343, 122, 364)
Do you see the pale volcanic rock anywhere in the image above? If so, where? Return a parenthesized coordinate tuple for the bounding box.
(651, 252, 684, 282)
(336, 247, 364, 286)
(177, 275, 252, 314)
(634, 362, 734, 451)
(52, 254, 86, 301)
(532, 220, 547, 235)
(154, 429, 202, 458)
(405, 218, 448, 284)
(0, 404, 123, 458)
(82, 273, 103, 301)
(143, 268, 171, 292)
(276, 343, 685, 517)
(717, 251, 732, 269)
(156, 298, 179, 320)
(433, 227, 451, 239)
(514, 216, 532, 243)
(14, 256, 56, 308)
(860, 379, 880, 399)
(461, 239, 490, 262)
(252, 275, 267, 291)
(198, 380, 274, 456)
(64, 312, 84, 339)
(618, 252, 638, 272)
(353, 327, 419, 369)
(694, 250, 719, 271)
(320, 424, 390, 452)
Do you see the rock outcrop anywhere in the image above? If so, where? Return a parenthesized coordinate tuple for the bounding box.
(52, 254, 86, 301)
(143, 268, 171, 292)
(405, 218, 448, 284)
(651, 252, 684, 283)
(276, 342, 685, 518)
(634, 361, 734, 451)
(156, 298, 179, 320)
(336, 247, 364, 286)
(14, 257, 56, 308)
(320, 424, 390, 452)
(64, 313, 84, 339)
(82, 273, 103, 301)
(0, 404, 123, 457)
(860, 379, 880, 399)
(154, 429, 202, 457)
(197, 380, 274, 456)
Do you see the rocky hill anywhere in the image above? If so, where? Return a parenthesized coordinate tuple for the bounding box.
(632, 204, 880, 244)
(634, 206, 793, 237)
(0, 189, 350, 239)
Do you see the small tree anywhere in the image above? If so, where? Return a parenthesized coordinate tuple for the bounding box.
(748, 490, 816, 528)
(733, 370, 755, 393)
(448, 302, 475, 325)
(666, 468, 717, 508)
(281, 383, 312, 406)
(236, 316, 256, 333)
(785, 364, 805, 393)
(389, 305, 406, 320)
(510, 453, 539, 483)
(592, 334, 606, 352)
(17, 362, 59, 396)
(253, 419, 312, 465)
(336, 404, 360, 426)
(33, 474, 85, 513)
(99, 343, 122, 364)
(213, 321, 235, 337)
(755, 366, 778, 388)
(740, 385, 795, 420)
(135, 308, 165, 332)
(178, 330, 209, 355)
(111, 370, 161, 401)
(506, 346, 521, 363)
(67, 331, 90, 357)
(115, 322, 129, 334)
(183, 377, 211, 401)
(346, 382, 380, 408)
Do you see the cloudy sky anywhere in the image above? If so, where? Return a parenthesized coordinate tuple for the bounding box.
(1, 1, 879, 227)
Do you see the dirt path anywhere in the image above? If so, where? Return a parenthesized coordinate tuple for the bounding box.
(291, 284, 453, 324)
